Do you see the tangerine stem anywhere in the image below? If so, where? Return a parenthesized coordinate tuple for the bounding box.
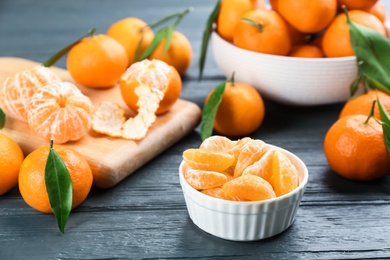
(228, 71, 236, 86)
(365, 100, 376, 124)
(241, 18, 263, 32)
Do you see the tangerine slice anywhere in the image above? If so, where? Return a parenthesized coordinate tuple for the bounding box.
(242, 148, 277, 182)
(272, 151, 299, 197)
(0, 66, 61, 122)
(201, 187, 247, 201)
(234, 139, 269, 177)
(182, 148, 235, 172)
(27, 81, 93, 144)
(222, 174, 276, 201)
(183, 168, 228, 190)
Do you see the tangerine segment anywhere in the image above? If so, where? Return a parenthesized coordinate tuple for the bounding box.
(199, 135, 235, 154)
(201, 187, 247, 201)
(0, 66, 61, 122)
(27, 82, 93, 144)
(271, 151, 299, 197)
(234, 139, 269, 177)
(242, 148, 276, 182)
(222, 174, 276, 201)
(182, 148, 235, 172)
(184, 168, 228, 190)
(120, 59, 181, 115)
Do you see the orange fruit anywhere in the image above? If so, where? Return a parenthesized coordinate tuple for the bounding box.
(149, 31, 193, 75)
(277, 0, 337, 34)
(199, 135, 235, 153)
(19, 144, 93, 213)
(324, 114, 390, 181)
(205, 79, 265, 137)
(216, 0, 264, 42)
(269, 0, 279, 12)
(182, 148, 235, 172)
(222, 174, 276, 201)
(0, 133, 24, 195)
(120, 59, 181, 115)
(289, 44, 324, 58)
(337, 0, 378, 10)
(233, 9, 291, 55)
(27, 81, 94, 144)
(107, 17, 154, 66)
(339, 90, 390, 119)
(66, 34, 128, 88)
(363, 0, 387, 23)
(322, 10, 386, 58)
(0, 66, 61, 122)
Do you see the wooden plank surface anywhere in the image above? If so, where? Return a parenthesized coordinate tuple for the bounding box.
(1, 0, 390, 259)
(0, 57, 202, 188)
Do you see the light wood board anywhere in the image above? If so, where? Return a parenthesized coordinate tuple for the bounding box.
(0, 57, 201, 188)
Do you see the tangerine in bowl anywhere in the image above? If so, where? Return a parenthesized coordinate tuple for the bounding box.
(179, 136, 309, 241)
(211, 22, 390, 106)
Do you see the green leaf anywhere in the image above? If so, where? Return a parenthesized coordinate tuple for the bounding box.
(42, 28, 96, 67)
(377, 97, 390, 154)
(0, 108, 5, 129)
(347, 14, 390, 93)
(138, 26, 172, 61)
(198, 0, 220, 81)
(45, 140, 73, 234)
(200, 81, 226, 141)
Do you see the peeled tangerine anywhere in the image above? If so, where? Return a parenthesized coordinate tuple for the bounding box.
(182, 136, 300, 201)
(0, 66, 61, 122)
(28, 82, 93, 144)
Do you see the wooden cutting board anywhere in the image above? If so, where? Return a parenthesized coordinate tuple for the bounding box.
(0, 57, 201, 188)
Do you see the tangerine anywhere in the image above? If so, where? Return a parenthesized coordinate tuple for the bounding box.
(19, 144, 93, 213)
(233, 9, 291, 55)
(183, 168, 228, 190)
(149, 31, 193, 75)
(337, 0, 378, 10)
(277, 0, 337, 33)
(289, 44, 324, 58)
(339, 90, 390, 119)
(0, 66, 61, 122)
(106, 17, 154, 66)
(324, 114, 390, 181)
(120, 59, 181, 115)
(66, 34, 128, 88)
(27, 81, 93, 144)
(363, 0, 387, 23)
(322, 10, 386, 57)
(205, 77, 265, 137)
(182, 148, 235, 172)
(0, 133, 24, 195)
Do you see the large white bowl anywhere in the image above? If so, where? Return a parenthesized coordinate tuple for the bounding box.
(179, 145, 309, 241)
(211, 24, 390, 106)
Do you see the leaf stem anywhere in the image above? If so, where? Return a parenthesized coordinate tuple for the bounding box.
(364, 100, 376, 124)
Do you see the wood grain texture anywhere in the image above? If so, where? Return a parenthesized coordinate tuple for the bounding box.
(1, 0, 390, 259)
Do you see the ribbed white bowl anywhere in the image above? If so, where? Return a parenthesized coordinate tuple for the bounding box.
(179, 146, 309, 241)
(211, 23, 390, 106)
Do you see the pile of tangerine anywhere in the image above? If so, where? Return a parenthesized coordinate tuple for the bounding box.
(182, 136, 299, 201)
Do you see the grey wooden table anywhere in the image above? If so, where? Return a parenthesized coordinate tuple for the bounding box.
(1, 0, 390, 259)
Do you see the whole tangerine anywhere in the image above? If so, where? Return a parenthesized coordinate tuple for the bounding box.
(324, 114, 390, 181)
(205, 77, 265, 137)
(0, 133, 24, 195)
(337, 0, 378, 10)
(67, 34, 128, 88)
(233, 9, 291, 55)
(149, 31, 193, 75)
(106, 17, 154, 66)
(322, 10, 386, 58)
(18, 144, 93, 213)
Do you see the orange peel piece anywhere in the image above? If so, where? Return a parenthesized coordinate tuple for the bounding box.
(91, 84, 163, 140)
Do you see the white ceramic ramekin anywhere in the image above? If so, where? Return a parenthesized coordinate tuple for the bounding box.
(179, 145, 309, 241)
